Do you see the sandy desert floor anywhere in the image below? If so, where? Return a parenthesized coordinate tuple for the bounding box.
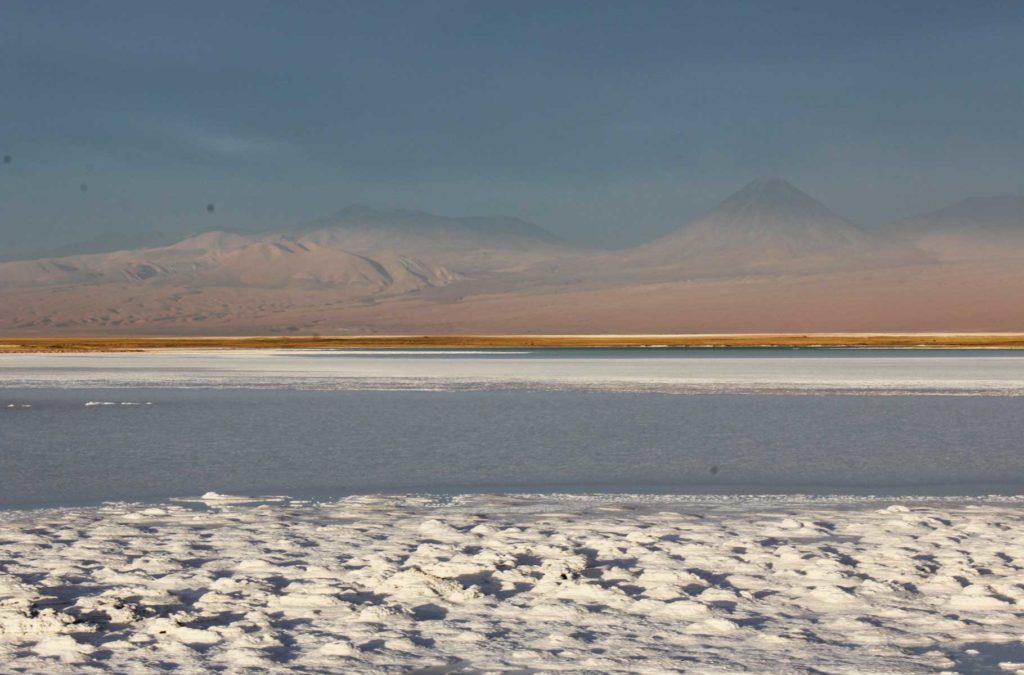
(3, 494, 1024, 673)
(4, 259, 1024, 338)
(3, 333, 1024, 353)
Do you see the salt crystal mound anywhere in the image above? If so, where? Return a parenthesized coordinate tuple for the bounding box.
(2, 494, 1024, 672)
(4, 351, 1024, 396)
(84, 401, 151, 407)
(172, 492, 289, 505)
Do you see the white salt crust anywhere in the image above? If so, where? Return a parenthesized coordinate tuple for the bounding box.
(1, 494, 1023, 673)
(4, 350, 1024, 396)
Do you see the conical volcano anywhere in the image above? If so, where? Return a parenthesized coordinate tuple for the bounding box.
(630, 177, 886, 273)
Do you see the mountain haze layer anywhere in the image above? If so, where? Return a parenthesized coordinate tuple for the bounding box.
(1, 180, 1023, 334)
(890, 195, 1024, 260)
(286, 206, 574, 276)
(293, 205, 563, 252)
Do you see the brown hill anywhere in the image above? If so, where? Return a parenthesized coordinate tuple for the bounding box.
(0, 231, 458, 293)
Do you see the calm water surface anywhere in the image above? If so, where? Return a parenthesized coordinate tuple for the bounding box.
(2, 349, 1024, 508)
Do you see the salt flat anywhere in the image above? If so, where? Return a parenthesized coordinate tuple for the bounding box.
(2, 494, 1024, 673)
(4, 349, 1024, 394)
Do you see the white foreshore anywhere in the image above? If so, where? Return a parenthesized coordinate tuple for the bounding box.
(2, 494, 1024, 673)
(4, 350, 1024, 396)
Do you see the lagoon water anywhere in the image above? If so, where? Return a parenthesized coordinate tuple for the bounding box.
(2, 349, 1024, 508)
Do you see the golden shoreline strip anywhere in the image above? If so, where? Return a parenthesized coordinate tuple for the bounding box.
(2, 334, 1024, 353)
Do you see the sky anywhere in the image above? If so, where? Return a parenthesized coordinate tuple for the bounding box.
(1, 0, 1023, 254)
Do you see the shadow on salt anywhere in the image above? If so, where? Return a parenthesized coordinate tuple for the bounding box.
(913, 641, 1024, 674)
(954, 643, 1024, 671)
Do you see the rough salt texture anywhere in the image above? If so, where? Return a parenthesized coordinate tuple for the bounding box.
(2, 494, 1024, 673)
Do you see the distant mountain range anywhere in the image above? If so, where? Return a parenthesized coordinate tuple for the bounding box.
(0, 207, 570, 291)
(1, 178, 1022, 334)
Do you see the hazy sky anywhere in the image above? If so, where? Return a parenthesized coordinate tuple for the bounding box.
(2, 0, 1023, 252)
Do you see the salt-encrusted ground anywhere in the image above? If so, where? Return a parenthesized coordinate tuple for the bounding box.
(5, 350, 1024, 395)
(2, 494, 1024, 673)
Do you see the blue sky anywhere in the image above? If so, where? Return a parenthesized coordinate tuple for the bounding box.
(1, 0, 1023, 251)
